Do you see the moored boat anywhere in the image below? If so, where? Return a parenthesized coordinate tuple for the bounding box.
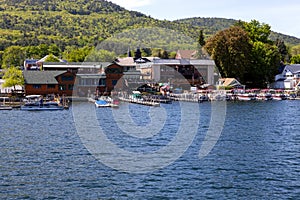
(0, 105, 13, 110)
(237, 92, 256, 101)
(270, 90, 288, 101)
(95, 96, 119, 108)
(0, 97, 13, 110)
(95, 99, 111, 107)
(256, 89, 273, 101)
(20, 95, 64, 111)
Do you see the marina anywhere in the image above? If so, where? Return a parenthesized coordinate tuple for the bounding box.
(1, 88, 300, 111)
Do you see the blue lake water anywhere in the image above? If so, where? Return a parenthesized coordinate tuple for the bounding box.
(0, 101, 299, 199)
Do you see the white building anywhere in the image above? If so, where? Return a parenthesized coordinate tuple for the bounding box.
(274, 64, 300, 89)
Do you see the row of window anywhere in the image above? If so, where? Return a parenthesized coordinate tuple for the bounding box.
(78, 79, 118, 86)
(32, 84, 74, 90)
(284, 74, 300, 78)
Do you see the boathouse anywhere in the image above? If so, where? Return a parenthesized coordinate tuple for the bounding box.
(23, 70, 76, 96)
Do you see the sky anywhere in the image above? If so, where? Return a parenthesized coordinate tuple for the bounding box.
(109, 0, 300, 38)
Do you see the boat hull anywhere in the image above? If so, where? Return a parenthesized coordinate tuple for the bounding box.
(237, 94, 256, 101)
(0, 106, 13, 110)
(20, 106, 64, 111)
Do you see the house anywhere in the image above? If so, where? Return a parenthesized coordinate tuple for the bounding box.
(151, 59, 216, 89)
(23, 59, 39, 70)
(274, 64, 300, 89)
(217, 78, 243, 89)
(75, 63, 125, 96)
(23, 70, 76, 96)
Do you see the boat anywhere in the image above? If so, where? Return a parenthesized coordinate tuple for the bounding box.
(95, 96, 119, 108)
(95, 99, 111, 107)
(198, 94, 210, 102)
(0, 105, 13, 110)
(270, 90, 288, 101)
(272, 93, 288, 101)
(0, 97, 13, 110)
(256, 89, 273, 101)
(237, 90, 256, 101)
(20, 95, 64, 111)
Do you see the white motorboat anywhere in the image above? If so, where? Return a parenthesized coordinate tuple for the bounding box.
(0, 97, 13, 110)
(237, 93, 256, 101)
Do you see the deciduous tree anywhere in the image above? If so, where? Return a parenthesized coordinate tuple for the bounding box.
(2, 66, 24, 90)
(2, 46, 25, 68)
(204, 26, 252, 83)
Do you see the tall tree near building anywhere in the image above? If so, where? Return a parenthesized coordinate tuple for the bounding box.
(2, 46, 25, 68)
(236, 20, 281, 87)
(275, 39, 289, 62)
(204, 26, 252, 83)
(198, 30, 206, 46)
(205, 20, 282, 87)
(2, 66, 24, 90)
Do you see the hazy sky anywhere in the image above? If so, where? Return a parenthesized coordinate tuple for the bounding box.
(109, 0, 300, 38)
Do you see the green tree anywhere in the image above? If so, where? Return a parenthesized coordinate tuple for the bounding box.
(48, 44, 61, 57)
(291, 44, 300, 56)
(236, 20, 271, 43)
(151, 48, 163, 57)
(169, 51, 177, 59)
(291, 54, 300, 64)
(198, 30, 206, 46)
(206, 20, 281, 87)
(204, 26, 252, 83)
(275, 39, 289, 62)
(238, 20, 281, 87)
(63, 46, 92, 62)
(161, 50, 169, 59)
(38, 44, 49, 58)
(85, 49, 116, 62)
(2, 46, 25, 68)
(249, 42, 281, 87)
(24, 46, 40, 59)
(2, 66, 24, 90)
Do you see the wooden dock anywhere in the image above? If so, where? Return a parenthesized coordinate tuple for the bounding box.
(119, 97, 160, 107)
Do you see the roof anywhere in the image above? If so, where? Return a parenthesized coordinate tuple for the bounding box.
(176, 50, 197, 59)
(76, 74, 106, 79)
(285, 64, 300, 74)
(43, 62, 112, 69)
(219, 78, 241, 87)
(37, 55, 65, 63)
(153, 59, 215, 66)
(24, 59, 38, 64)
(23, 71, 67, 84)
(116, 57, 157, 66)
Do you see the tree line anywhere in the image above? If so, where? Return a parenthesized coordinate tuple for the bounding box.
(203, 20, 294, 88)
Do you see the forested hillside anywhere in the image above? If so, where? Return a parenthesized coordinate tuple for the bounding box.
(0, 0, 200, 52)
(0, 0, 299, 67)
(176, 17, 300, 46)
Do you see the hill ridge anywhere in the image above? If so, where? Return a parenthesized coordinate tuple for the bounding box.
(0, 0, 299, 54)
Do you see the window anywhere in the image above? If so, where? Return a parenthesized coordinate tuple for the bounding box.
(61, 76, 74, 81)
(68, 84, 74, 90)
(112, 80, 118, 86)
(33, 84, 41, 89)
(59, 85, 66, 91)
(99, 79, 106, 86)
(47, 84, 56, 89)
